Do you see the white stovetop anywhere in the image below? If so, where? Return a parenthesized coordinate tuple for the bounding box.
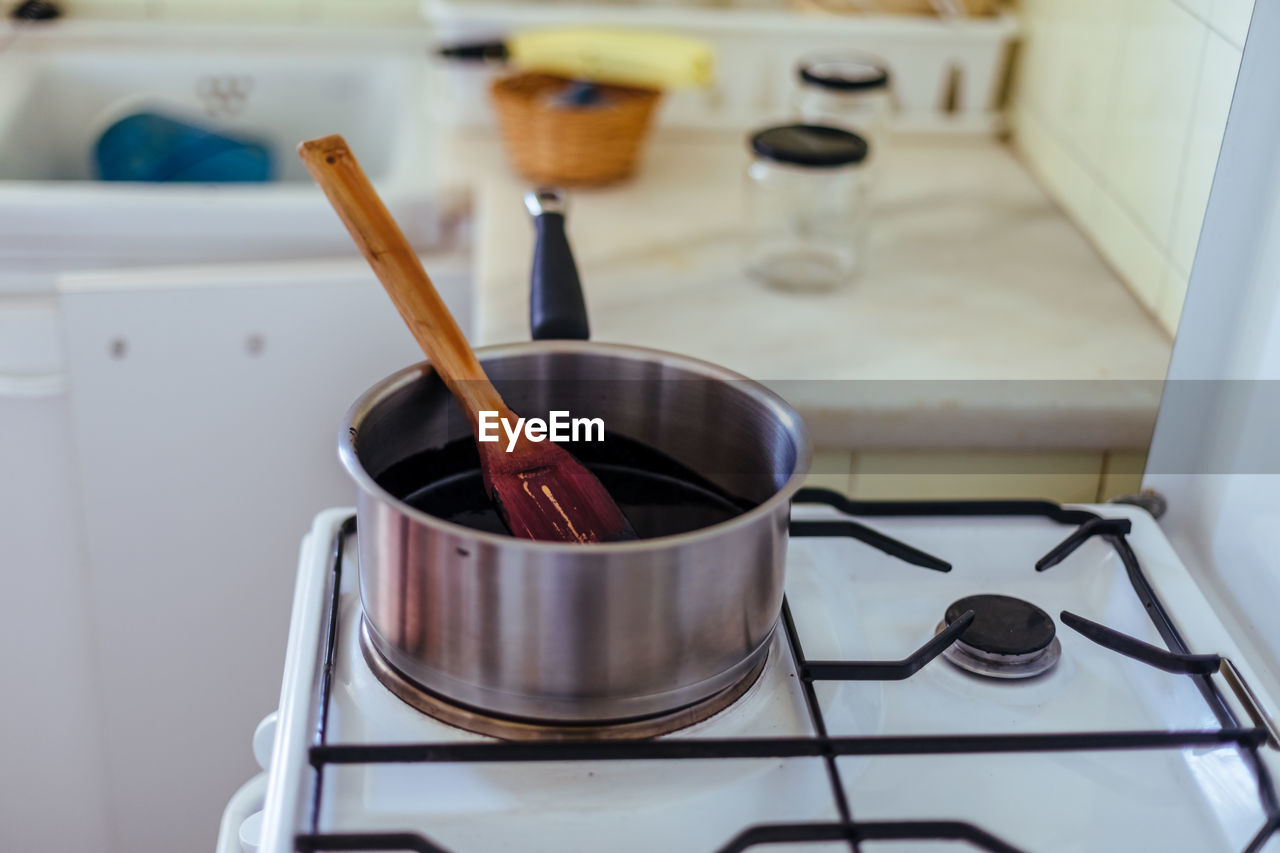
(255, 505, 1280, 853)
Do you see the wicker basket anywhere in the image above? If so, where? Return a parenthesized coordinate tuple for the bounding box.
(489, 73, 662, 186)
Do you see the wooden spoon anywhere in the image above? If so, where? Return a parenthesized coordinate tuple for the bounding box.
(299, 134, 635, 543)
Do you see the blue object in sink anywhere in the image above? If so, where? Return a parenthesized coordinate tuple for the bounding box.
(94, 112, 273, 183)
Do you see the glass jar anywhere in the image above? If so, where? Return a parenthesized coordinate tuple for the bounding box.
(792, 54, 891, 168)
(744, 124, 871, 292)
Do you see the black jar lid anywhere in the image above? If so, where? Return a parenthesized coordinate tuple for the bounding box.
(799, 57, 890, 92)
(750, 124, 868, 168)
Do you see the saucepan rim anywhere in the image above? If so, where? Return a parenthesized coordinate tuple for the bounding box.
(339, 339, 813, 553)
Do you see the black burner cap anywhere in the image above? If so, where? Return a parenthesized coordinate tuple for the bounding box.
(945, 594, 1056, 656)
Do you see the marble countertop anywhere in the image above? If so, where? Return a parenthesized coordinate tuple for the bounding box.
(439, 128, 1172, 450)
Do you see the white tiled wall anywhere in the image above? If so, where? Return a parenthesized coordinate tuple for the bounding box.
(1011, 0, 1252, 336)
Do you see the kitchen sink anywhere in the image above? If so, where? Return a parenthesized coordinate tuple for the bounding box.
(0, 26, 452, 290)
(0, 49, 413, 184)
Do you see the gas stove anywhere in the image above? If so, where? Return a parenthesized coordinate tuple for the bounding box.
(221, 491, 1280, 853)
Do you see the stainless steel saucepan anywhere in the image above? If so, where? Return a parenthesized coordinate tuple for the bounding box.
(341, 190, 811, 725)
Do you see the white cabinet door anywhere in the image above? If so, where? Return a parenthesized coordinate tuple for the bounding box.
(58, 255, 470, 853)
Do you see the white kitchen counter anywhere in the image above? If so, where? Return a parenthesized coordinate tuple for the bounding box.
(440, 128, 1171, 451)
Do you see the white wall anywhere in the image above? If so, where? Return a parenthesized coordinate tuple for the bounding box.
(1012, 0, 1255, 336)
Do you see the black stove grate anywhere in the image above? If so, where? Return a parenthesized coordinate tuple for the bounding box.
(293, 491, 1279, 853)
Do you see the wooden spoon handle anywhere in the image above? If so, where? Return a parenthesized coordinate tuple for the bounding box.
(298, 134, 506, 426)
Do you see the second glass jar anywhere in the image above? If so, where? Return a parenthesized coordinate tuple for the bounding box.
(793, 54, 891, 170)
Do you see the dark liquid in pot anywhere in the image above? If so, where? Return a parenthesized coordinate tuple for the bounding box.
(374, 432, 758, 539)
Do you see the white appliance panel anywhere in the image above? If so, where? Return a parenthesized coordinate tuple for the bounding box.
(60, 256, 469, 853)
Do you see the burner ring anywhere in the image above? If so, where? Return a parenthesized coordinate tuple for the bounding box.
(359, 618, 766, 741)
(935, 621, 1062, 679)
